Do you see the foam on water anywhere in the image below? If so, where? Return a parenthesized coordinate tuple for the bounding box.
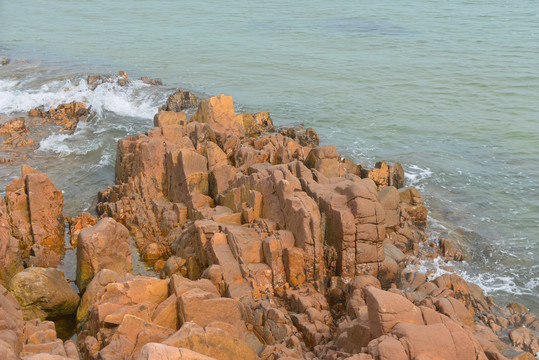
(404, 164, 433, 190)
(0, 76, 166, 120)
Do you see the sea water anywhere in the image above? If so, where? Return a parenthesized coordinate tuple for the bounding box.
(1, 0, 537, 311)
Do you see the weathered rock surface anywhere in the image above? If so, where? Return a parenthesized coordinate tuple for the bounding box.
(8, 267, 79, 320)
(29, 101, 92, 133)
(1, 166, 65, 274)
(76, 217, 133, 292)
(0, 284, 80, 359)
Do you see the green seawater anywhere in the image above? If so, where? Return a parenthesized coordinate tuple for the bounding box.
(1, 0, 538, 311)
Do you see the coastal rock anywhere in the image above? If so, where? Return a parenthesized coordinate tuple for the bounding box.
(367, 320, 487, 360)
(2, 167, 64, 262)
(0, 284, 24, 359)
(190, 95, 240, 135)
(138, 343, 216, 360)
(162, 322, 258, 360)
(0, 56, 9, 66)
(25, 172, 65, 252)
(76, 217, 133, 292)
(366, 286, 423, 337)
(154, 111, 187, 128)
(0, 118, 28, 134)
(30, 101, 91, 133)
(67, 212, 97, 247)
(8, 267, 79, 320)
(0, 200, 22, 285)
(164, 89, 198, 112)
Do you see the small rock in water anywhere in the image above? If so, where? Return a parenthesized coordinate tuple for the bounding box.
(0, 56, 10, 66)
(163, 88, 198, 112)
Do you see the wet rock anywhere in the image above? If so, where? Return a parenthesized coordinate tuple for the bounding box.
(0, 118, 34, 148)
(67, 212, 97, 247)
(31, 101, 91, 133)
(164, 89, 198, 112)
(0, 118, 28, 134)
(439, 234, 465, 261)
(509, 327, 538, 355)
(76, 217, 133, 292)
(0, 56, 10, 66)
(8, 267, 79, 320)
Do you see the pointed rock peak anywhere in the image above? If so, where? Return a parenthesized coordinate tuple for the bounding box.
(21, 165, 43, 178)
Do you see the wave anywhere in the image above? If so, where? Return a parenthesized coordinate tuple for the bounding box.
(0, 76, 168, 119)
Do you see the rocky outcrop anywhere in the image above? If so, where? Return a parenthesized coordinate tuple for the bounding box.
(33, 92, 535, 359)
(0, 117, 35, 148)
(0, 166, 64, 274)
(29, 101, 92, 133)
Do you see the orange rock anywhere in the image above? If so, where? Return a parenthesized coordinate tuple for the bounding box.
(153, 111, 187, 128)
(25, 173, 64, 252)
(76, 217, 133, 292)
(68, 212, 97, 247)
(190, 95, 240, 135)
(365, 287, 423, 337)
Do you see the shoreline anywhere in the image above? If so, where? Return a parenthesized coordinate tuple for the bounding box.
(0, 59, 536, 314)
(0, 71, 537, 358)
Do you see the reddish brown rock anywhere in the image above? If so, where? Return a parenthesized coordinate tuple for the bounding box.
(365, 286, 423, 337)
(190, 95, 240, 135)
(0, 200, 21, 285)
(138, 343, 216, 360)
(68, 212, 97, 247)
(154, 111, 187, 128)
(0, 118, 28, 134)
(163, 322, 257, 360)
(76, 217, 133, 292)
(25, 172, 64, 252)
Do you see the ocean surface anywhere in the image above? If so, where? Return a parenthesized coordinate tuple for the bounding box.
(1, 0, 537, 312)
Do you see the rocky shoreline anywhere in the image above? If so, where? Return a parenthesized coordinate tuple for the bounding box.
(0, 79, 537, 359)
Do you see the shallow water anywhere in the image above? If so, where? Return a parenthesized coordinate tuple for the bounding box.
(1, 0, 537, 311)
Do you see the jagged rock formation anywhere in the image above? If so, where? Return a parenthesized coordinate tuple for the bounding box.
(0, 91, 536, 359)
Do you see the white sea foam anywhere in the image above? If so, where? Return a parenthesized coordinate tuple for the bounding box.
(0, 77, 166, 119)
(405, 164, 433, 190)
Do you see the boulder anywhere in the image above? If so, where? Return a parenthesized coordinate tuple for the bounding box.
(365, 286, 423, 337)
(8, 268, 79, 320)
(164, 89, 198, 112)
(154, 111, 187, 128)
(138, 343, 216, 360)
(76, 217, 132, 292)
(163, 322, 258, 360)
(190, 95, 239, 135)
